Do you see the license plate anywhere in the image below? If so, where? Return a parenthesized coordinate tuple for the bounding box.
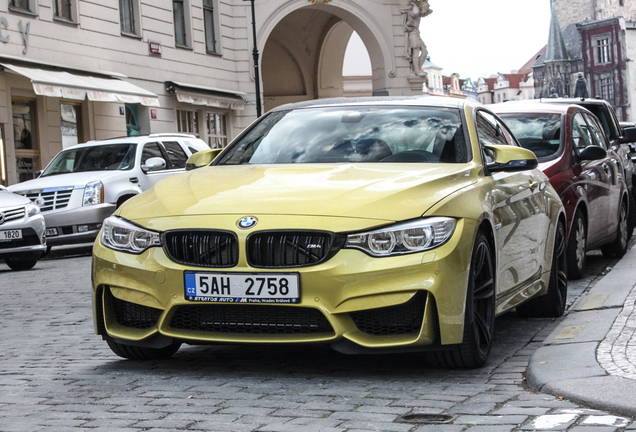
(0, 229, 22, 241)
(184, 272, 300, 304)
(45, 228, 58, 236)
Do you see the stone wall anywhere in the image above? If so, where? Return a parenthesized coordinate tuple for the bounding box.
(553, 0, 636, 28)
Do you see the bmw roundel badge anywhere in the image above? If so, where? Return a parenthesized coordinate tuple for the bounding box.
(237, 216, 258, 229)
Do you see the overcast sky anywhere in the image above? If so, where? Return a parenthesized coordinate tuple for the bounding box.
(343, 0, 552, 81)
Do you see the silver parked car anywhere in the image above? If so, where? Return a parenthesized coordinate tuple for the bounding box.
(0, 185, 46, 270)
(8, 134, 210, 248)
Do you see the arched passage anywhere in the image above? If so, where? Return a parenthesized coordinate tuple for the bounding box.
(261, 3, 391, 112)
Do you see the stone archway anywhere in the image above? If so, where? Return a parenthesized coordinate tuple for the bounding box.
(260, 2, 392, 112)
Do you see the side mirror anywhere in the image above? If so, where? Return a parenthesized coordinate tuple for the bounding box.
(485, 144, 539, 172)
(141, 157, 167, 173)
(186, 148, 223, 171)
(35, 170, 42, 178)
(578, 146, 607, 161)
(620, 126, 636, 144)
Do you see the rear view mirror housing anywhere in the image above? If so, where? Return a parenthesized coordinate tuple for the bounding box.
(578, 146, 607, 161)
(186, 148, 223, 171)
(484, 144, 539, 172)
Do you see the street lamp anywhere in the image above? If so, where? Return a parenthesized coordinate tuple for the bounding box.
(243, 0, 262, 117)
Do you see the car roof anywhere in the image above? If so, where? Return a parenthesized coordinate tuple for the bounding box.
(62, 134, 203, 150)
(270, 96, 474, 112)
(490, 101, 582, 115)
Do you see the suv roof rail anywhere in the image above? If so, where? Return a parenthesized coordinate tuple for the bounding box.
(148, 133, 197, 138)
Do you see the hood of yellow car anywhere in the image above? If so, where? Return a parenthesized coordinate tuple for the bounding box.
(120, 163, 478, 222)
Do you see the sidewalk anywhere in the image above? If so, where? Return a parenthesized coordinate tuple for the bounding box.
(526, 244, 636, 417)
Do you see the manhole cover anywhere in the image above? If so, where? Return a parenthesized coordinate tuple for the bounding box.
(397, 413, 455, 424)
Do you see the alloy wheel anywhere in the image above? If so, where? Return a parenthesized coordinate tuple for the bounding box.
(471, 240, 495, 357)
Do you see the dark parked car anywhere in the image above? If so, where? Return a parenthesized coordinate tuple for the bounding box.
(492, 102, 630, 279)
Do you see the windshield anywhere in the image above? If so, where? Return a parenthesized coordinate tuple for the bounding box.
(498, 113, 562, 159)
(217, 106, 469, 165)
(41, 144, 137, 177)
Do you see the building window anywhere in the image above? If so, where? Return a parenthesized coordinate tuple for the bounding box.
(595, 36, 611, 65)
(203, 0, 219, 53)
(177, 110, 199, 136)
(10, 0, 36, 13)
(53, 0, 73, 21)
(119, 0, 137, 35)
(60, 104, 82, 149)
(173, 0, 191, 48)
(600, 77, 614, 101)
(207, 112, 227, 148)
(12, 99, 39, 182)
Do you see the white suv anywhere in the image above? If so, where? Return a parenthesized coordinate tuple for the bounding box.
(9, 134, 209, 248)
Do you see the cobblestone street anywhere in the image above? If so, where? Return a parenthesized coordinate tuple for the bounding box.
(0, 250, 634, 432)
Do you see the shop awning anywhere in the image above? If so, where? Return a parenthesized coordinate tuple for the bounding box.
(1, 63, 160, 107)
(166, 81, 246, 110)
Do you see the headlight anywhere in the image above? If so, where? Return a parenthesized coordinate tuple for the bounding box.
(345, 217, 456, 257)
(25, 202, 40, 217)
(101, 216, 162, 254)
(83, 181, 104, 206)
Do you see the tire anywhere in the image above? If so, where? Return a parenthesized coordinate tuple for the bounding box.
(601, 198, 629, 259)
(430, 231, 496, 368)
(628, 192, 636, 242)
(566, 209, 586, 280)
(517, 220, 567, 318)
(5, 257, 38, 271)
(106, 339, 181, 361)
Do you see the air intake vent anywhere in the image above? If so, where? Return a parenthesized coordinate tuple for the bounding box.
(163, 230, 239, 268)
(350, 293, 426, 336)
(247, 231, 342, 268)
(170, 304, 334, 335)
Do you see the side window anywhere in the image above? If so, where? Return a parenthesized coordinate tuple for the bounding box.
(141, 142, 164, 166)
(584, 113, 609, 150)
(162, 141, 188, 169)
(572, 113, 593, 152)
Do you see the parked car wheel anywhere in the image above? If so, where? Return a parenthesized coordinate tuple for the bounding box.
(106, 339, 182, 361)
(628, 192, 636, 241)
(430, 231, 495, 368)
(601, 198, 629, 259)
(4, 257, 39, 271)
(566, 209, 586, 280)
(517, 220, 567, 318)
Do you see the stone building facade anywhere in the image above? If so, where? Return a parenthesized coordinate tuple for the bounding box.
(0, 0, 424, 186)
(552, 0, 636, 29)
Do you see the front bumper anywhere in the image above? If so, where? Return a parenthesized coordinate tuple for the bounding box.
(44, 203, 116, 246)
(0, 214, 46, 259)
(92, 218, 477, 352)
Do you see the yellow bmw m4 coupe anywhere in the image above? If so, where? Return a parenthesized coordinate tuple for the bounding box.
(92, 97, 567, 368)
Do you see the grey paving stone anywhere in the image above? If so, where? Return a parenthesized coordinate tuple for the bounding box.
(454, 415, 528, 425)
(412, 426, 465, 432)
(492, 406, 551, 416)
(464, 426, 516, 432)
(337, 420, 414, 431)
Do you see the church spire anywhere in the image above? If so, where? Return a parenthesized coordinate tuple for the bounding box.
(544, 3, 570, 62)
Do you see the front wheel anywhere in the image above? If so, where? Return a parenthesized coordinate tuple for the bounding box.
(106, 339, 182, 361)
(430, 231, 495, 368)
(517, 220, 567, 318)
(5, 257, 39, 271)
(601, 198, 629, 259)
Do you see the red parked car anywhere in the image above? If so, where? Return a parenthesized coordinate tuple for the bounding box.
(492, 102, 630, 279)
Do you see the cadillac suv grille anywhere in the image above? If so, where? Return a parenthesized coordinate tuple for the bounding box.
(0, 228, 40, 249)
(247, 231, 342, 268)
(111, 295, 163, 330)
(170, 304, 334, 335)
(23, 187, 73, 212)
(350, 293, 425, 336)
(163, 230, 238, 267)
(0, 207, 25, 224)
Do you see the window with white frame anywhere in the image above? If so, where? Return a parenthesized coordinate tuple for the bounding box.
(119, 0, 139, 36)
(595, 36, 611, 65)
(206, 112, 228, 148)
(10, 0, 36, 14)
(173, 0, 192, 48)
(53, 0, 74, 21)
(177, 110, 199, 136)
(203, 0, 220, 54)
